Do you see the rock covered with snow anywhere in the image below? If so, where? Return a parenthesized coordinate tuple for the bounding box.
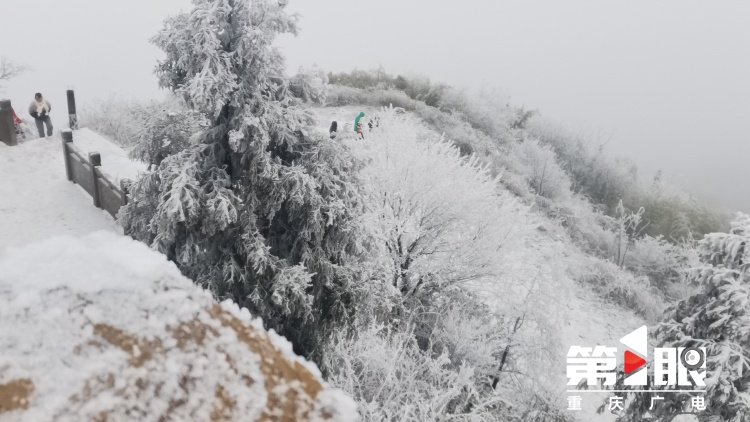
(0, 231, 357, 422)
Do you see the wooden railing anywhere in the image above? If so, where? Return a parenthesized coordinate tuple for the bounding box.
(61, 130, 131, 218)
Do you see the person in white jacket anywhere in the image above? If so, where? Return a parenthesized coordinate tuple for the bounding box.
(28, 92, 53, 138)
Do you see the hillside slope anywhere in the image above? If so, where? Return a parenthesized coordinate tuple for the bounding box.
(312, 105, 649, 421)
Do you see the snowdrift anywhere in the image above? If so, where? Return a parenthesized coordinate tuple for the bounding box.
(0, 232, 356, 422)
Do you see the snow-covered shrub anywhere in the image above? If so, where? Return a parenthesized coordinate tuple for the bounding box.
(437, 85, 518, 143)
(323, 289, 570, 422)
(622, 234, 698, 298)
(512, 138, 572, 201)
(611, 200, 649, 267)
(638, 186, 730, 242)
(328, 67, 392, 90)
(570, 208, 618, 258)
(326, 85, 414, 110)
(399, 74, 446, 107)
(347, 109, 532, 309)
(325, 309, 571, 422)
(424, 297, 508, 377)
(79, 95, 199, 150)
(291, 65, 329, 105)
(329, 69, 447, 107)
(128, 106, 207, 167)
(499, 169, 535, 200)
(414, 101, 499, 157)
(615, 213, 750, 421)
(526, 115, 728, 241)
(324, 322, 506, 421)
(527, 191, 617, 258)
(525, 116, 633, 212)
(78, 95, 142, 146)
(572, 255, 665, 322)
(325, 85, 369, 106)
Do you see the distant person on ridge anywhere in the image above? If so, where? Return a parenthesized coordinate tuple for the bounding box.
(354, 112, 365, 140)
(368, 116, 380, 131)
(329, 121, 338, 139)
(28, 92, 53, 138)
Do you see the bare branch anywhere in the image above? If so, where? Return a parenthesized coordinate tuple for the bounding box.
(0, 57, 30, 82)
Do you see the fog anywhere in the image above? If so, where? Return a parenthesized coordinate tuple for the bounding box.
(3, 0, 747, 212)
(1, 0, 191, 124)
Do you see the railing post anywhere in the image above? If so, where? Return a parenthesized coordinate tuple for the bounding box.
(120, 179, 132, 205)
(89, 152, 102, 208)
(67, 89, 78, 130)
(0, 100, 18, 146)
(61, 130, 74, 181)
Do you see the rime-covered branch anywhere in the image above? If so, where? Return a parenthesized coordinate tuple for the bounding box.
(0, 57, 29, 83)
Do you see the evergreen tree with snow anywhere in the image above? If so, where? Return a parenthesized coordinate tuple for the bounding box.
(614, 213, 750, 421)
(119, 0, 363, 359)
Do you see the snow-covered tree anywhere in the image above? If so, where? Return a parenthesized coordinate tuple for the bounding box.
(612, 200, 648, 268)
(119, 0, 364, 359)
(349, 110, 533, 316)
(291, 65, 329, 105)
(614, 213, 750, 421)
(322, 110, 570, 420)
(128, 104, 206, 167)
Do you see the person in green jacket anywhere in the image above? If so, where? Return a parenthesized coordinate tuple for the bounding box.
(354, 112, 365, 139)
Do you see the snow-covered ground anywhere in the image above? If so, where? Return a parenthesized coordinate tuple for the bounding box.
(0, 113, 675, 421)
(0, 231, 356, 422)
(0, 134, 114, 249)
(0, 129, 145, 250)
(0, 129, 358, 421)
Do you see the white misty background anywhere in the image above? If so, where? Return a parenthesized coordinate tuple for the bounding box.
(1, 0, 748, 212)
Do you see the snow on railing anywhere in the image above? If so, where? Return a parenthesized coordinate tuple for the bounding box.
(61, 129, 132, 218)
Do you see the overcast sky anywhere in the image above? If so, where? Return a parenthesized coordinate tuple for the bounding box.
(2, 0, 747, 212)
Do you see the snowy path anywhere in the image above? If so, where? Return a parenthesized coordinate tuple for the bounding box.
(313, 106, 436, 141)
(0, 129, 144, 250)
(557, 281, 644, 421)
